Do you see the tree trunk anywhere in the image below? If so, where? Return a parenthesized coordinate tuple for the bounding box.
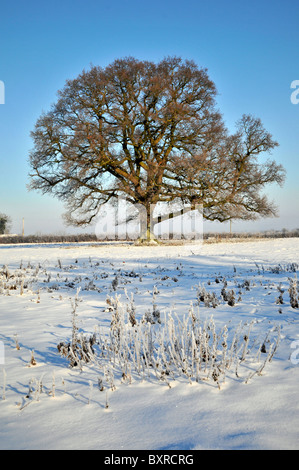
(136, 204, 158, 244)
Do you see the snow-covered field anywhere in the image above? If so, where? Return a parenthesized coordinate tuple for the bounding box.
(0, 238, 299, 450)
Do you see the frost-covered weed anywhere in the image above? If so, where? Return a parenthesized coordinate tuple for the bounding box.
(57, 292, 281, 392)
(57, 288, 97, 368)
(288, 276, 299, 309)
(276, 283, 284, 305)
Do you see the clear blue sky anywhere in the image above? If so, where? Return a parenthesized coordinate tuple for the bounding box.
(0, 0, 298, 235)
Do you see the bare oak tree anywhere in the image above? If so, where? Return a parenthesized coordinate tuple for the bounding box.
(28, 56, 285, 239)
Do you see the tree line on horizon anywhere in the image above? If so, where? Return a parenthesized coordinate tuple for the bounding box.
(1, 228, 299, 244)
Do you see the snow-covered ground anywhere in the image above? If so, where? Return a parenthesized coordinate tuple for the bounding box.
(0, 238, 299, 450)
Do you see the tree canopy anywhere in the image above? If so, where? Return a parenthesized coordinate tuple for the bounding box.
(0, 213, 11, 234)
(28, 56, 285, 238)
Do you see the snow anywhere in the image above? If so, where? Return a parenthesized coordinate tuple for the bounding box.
(0, 238, 299, 450)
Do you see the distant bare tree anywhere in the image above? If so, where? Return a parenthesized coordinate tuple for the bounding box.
(28, 57, 285, 240)
(0, 213, 11, 234)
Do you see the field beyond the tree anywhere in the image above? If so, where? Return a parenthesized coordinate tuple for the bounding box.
(0, 238, 299, 450)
